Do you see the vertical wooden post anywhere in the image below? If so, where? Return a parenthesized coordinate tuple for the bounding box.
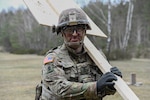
(131, 73, 136, 85)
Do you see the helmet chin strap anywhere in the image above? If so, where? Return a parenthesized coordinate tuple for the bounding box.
(62, 32, 85, 50)
(64, 40, 84, 54)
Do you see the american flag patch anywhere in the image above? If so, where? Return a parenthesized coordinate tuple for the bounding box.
(43, 56, 54, 64)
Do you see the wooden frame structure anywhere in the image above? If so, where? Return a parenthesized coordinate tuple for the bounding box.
(23, 0, 139, 99)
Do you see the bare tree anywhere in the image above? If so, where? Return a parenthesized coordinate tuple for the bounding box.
(106, 0, 112, 58)
(122, 0, 134, 50)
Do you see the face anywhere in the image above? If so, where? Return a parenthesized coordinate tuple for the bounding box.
(62, 25, 86, 49)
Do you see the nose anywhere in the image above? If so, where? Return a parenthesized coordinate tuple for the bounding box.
(72, 30, 78, 36)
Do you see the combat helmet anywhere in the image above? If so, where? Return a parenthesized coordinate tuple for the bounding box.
(56, 8, 91, 34)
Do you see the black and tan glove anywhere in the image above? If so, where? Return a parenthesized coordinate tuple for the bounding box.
(96, 72, 117, 97)
(111, 67, 122, 78)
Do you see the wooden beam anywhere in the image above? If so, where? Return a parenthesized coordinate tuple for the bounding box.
(23, 0, 139, 99)
(23, 0, 58, 26)
(84, 36, 139, 100)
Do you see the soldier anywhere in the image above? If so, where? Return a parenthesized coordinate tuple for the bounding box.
(36, 8, 122, 100)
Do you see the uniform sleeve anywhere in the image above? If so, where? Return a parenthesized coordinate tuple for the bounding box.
(42, 56, 99, 99)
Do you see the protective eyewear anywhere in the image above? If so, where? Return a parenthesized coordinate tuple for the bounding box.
(62, 25, 86, 34)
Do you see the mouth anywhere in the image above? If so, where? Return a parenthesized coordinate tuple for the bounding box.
(70, 39, 79, 42)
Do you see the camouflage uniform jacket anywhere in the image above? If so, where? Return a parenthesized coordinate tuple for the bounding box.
(41, 44, 104, 100)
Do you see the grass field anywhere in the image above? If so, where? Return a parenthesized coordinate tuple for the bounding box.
(0, 52, 149, 100)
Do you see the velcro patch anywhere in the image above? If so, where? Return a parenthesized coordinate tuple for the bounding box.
(43, 56, 54, 64)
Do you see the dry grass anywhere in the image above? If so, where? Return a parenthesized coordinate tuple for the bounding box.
(105, 59, 150, 100)
(0, 52, 149, 100)
(0, 53, 44, 100)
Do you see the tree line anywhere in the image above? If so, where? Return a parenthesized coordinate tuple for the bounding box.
(0, 8, 63, 55)
(0, 0, 149, 59)
(83, 0, 150, 59)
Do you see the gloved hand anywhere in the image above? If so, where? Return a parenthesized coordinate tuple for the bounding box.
(111, 67, 122, 78)
(96, 72, 117, 97)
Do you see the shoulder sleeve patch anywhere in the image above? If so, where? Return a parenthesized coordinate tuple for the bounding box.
(43, 56, 54, 64)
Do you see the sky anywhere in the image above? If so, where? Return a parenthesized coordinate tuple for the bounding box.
(0, 0, 129, 12)
(0, 0, 85, 12)
(0, 0, 26, 12)
(0, 0, 92, 12)
(0, 0, 83, 12)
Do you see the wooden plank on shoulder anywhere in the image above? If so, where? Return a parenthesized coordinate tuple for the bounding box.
(23, 0, 58, 26)
(84, 36, 139, 100)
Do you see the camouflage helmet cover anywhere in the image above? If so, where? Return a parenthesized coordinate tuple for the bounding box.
(56, 8, 91, 34)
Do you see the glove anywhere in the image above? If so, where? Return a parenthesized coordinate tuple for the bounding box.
(96, 72, 117, 97)
(111, 67, 122, 78)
